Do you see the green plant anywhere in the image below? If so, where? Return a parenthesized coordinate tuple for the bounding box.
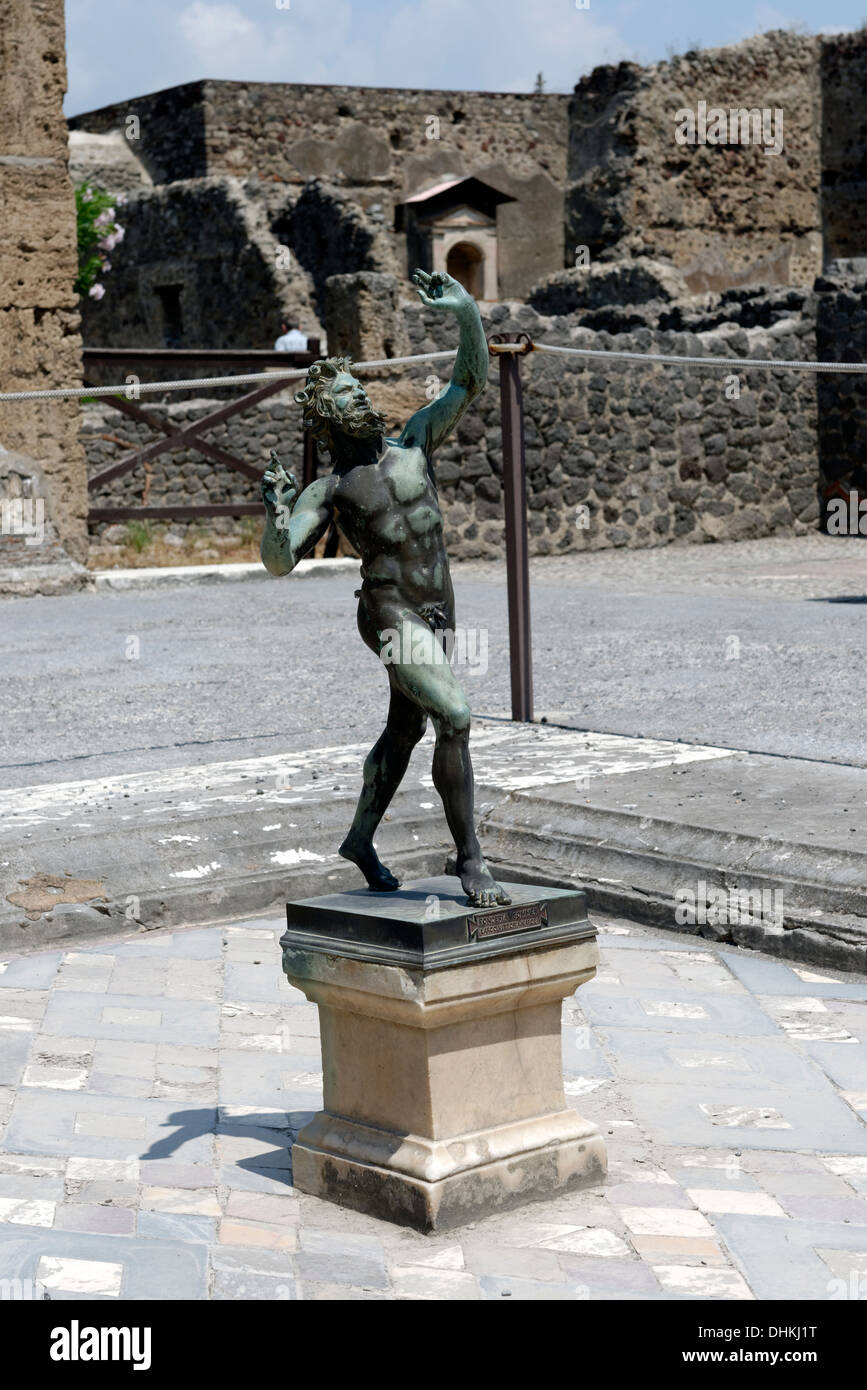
(124, 520, 152, 553)
(75, 184, 125, 301)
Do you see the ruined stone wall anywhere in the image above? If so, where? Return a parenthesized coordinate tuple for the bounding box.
(0, 0, 89, 563)
(81, 275, 847, 559)
(203, 82, 568, 300)
(820, 32, 867, 261)
(324, 272, 410, 362)
(814, 262, 867, 509)
(70, 81, 569, 307)
(66, 82, 208, 184)
(567, 31, 824, 290)
(79, 179, 298, 350)
(84, 393, 303, 518)
(67, 29, 867, 355)
(411, 296, 819, 557)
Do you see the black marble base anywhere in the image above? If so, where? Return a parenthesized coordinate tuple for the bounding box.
(282, 875, 591, 969)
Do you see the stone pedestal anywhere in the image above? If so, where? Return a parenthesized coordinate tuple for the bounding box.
(281, 875, 606, 1232)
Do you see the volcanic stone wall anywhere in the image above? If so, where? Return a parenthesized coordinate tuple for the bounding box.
(410, 294, 820, 557)
(820, 32, 867, 262)
(69, 30, 867, 360)
(815, 262, 867, 508)
(80, 272, 866, 560)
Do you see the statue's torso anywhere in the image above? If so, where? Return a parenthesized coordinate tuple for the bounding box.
(332, 442, 452, 610)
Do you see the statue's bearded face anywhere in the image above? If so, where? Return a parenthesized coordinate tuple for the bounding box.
(326, 372, 387, 440)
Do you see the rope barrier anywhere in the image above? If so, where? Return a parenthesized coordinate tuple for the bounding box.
(533, 342, 867, 374)
(1, 336, 865, 404)
(0, 349, 458, 404)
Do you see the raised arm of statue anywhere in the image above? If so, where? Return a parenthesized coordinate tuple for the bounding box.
(260, 453, 334, 577)
(399, 269, 489, 458)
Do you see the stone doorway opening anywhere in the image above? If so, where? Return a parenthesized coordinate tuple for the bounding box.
(155, 284, 184, 348)
(446, 241, 485, 300)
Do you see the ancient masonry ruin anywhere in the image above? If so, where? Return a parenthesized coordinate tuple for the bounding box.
(0, 0, 90, 589)
(67, 28, 867, 557)
(81, 260, 866, 561)
(68, 29, 867, 346)
(68, 81, 568, 348)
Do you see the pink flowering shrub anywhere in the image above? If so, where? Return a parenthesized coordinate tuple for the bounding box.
(75, 184, 125, 300)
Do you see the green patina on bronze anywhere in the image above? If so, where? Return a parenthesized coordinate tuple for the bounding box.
(260, 269, 509, 907)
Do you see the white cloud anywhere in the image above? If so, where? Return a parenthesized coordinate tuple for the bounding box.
(753, 4, 794, 27)
(175, 0, 354, 84)
(67, 0, 632, 114)
(171, 0, 628, 93)
(376, 0, 628, 91)
(177, 1, 261, 66)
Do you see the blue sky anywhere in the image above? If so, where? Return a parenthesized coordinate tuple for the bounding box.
(65, 0, 865, 116)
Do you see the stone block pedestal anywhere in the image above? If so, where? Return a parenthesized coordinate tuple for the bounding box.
(281, 876, 606, 1231)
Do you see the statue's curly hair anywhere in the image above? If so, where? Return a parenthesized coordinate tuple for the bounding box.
(294, 356, 354, 457)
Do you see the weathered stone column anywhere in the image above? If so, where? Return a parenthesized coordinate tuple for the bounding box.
(0, 0, 89, 565)
(281, 875, 606, 1231)
(323, 272, 410, 362)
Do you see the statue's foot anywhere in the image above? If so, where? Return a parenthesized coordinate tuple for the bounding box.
(339, 830, 400, 892)
(457, 854, 512, 908)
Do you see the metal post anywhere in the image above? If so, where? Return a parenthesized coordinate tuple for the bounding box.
(302, 428, 317, 490)
(491, 334, 534, 722)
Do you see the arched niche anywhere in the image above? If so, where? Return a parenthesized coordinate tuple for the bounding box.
(446, 240, 485, 300)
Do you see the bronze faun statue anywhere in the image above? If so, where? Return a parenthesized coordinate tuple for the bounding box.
(261, 269, 510, 908)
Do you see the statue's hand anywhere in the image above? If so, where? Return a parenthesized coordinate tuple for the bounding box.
(412, 268, 472, 313)
(262, 451, 299, 531)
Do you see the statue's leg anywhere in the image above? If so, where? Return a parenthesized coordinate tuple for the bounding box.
(339, 685, 427, 892)
(387, 636, 511, 908)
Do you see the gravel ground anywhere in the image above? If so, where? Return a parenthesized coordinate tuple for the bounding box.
(1, 534, 865, 788)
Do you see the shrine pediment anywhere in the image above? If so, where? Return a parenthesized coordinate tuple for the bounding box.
(428, 204, 496, 229)
(395, 176, 515, 231)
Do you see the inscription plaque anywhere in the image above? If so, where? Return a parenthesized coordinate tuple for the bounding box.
(468, 901, 549, 941)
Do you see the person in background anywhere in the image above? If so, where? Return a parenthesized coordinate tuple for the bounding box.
(275, 321, 308, 351)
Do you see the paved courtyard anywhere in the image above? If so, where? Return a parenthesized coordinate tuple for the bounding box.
(1, 911, 866, 1301)
(3, 535, 867, 792)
